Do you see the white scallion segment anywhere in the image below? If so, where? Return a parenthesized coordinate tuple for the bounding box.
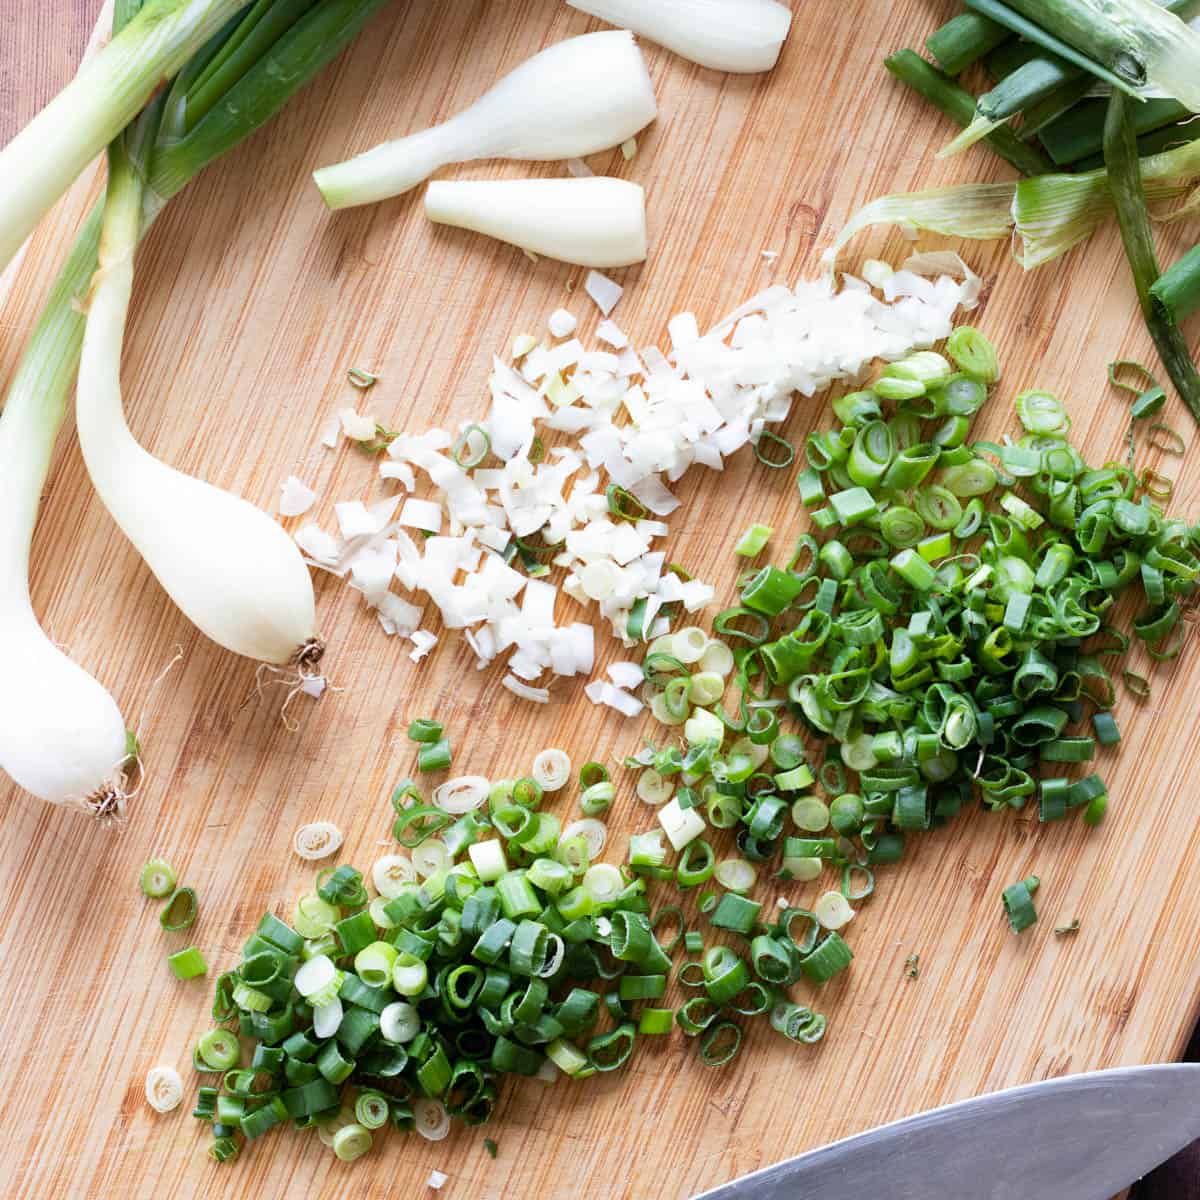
(295, 955, 337, 999)
(425, 178, 648, 268)
(313, 996, 344, 1039)
(714, 857, 757, 893)
(293, 822, 343, 860)
(537, 933, 566, 978)
(815, 889, 856, 930)
(76, 179, 318, 666)
(412, 1099, 451, 1142)
(547, 1037, 590, 1076)
(432, 775, 491, 814)
(532, 748, 571, 792)
(372, 854, 417, 898)
(369, 896, 396, 929)
(698, 640, 735, 676)
(684, 707, 723, 746)
(730, 736, 770, 769)
(567, 0, 792, 73)
(380, 1001, 421, 1044)
(469, 839, 508, 882)
(649, 693, 686, 727)
(412, 838, 451, 879)
(636, 768, 674, 806)
(427, 1171, 449, 1190)
(840, 733, 877, 773)
(657, 795, 705, 851)
(315, 1105, 355, 1145)
(562, 818, 607, 859)
(791, 796, 830, 833)
(144, 1065, 184, 1114)
(0, 0, 247, 272)
(688, 672, 724, 706)
(781, 855, 823, 882)
(582, 862, 623, 904)
(0, 218, 131, 810)
(314, 31, 656, 209)
(671, 626, 709, 664)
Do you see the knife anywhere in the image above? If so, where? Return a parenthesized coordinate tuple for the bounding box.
(693, 1063, 1200, 1200)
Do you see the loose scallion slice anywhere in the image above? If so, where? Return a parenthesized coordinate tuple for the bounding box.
(1002, 875, 1040, 934)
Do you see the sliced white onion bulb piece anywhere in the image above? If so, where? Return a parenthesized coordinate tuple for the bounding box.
(532, 748, 571, 792)
(76, 246, 321, 668)
(144, 1065, 183, 1113)
(425, 178, 648, 269)
(293, 821, 343, 860)
(567, 0, 793, 74)
(372, 854, 416, 898)
(314, 31, 657, 208)
(413, 1098, 451, 1141)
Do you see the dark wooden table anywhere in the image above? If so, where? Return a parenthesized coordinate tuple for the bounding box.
(0, 4, 1195, 1197)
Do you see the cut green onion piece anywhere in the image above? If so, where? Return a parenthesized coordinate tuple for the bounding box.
(407, 717, 444, 743)
(734, 523, 773, 557)
(1002, 874, 1040, 934)
(140, 858, 177, 899)
(167, 947, 208, 980)
(160, 887, 198, 932)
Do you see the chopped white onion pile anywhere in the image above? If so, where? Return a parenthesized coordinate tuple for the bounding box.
(292, 821, 344, 860)
(301, 254, 978, 704)
(145, 1065, 184, 1113)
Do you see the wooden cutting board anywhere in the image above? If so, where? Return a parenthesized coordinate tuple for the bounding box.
(4, 2, 1200, 1197)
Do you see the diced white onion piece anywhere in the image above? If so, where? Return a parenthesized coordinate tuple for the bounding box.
(413, 1098, 451, 1142)
(549, 308, 578, 337)
(339, 408, 377, 441)
(372, 854, 416, 898)
(532, 748, 571, 791)
(145, 1066, 184, 1114)
(334, 500, 378, 540)
(412, 838, 451, 878)
(580, 559, 621, 600)
(502, 675, 550, 704)
(657, 795, 705, 850)
(469, 839, 508, 882)
(563, 817, 607, 858)
(607, 661, 644, 689)
(585, 269, 624, 315)
(428, 1171, 449, 1190)
(567, 157, 594, 178)
(426, 178, 648, 269)
(319, 416, 342, 448)
(636, 768, 673, 806)
(596, 318, 628, 348)
(409, 630, 438, 662)
(293, 821, 344, 860)
(714, 857, 757, 893)
(399, 497, 443, 533)
(815, 889, 856, 930)
(295, 954, 337, 999)
(621, 136, 637, 161)
(380, 1001, 421, 1044)
(279, 475, 316, 518)
(512, 333, 538, 358)
(300, 675, 327, 699)
(567, 0, 792, 73)
(313, 996, 344, 1039)
(433, 775, 491, 814)
(294, 523, 340, 565)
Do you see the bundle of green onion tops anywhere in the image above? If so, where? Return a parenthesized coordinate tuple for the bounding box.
(189, 322, 1197, 1166)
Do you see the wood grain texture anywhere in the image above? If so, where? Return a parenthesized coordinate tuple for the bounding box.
(3, 3, 1200, 1198)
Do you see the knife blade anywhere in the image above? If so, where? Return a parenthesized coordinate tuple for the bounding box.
(693, 1063, 1200, 1200)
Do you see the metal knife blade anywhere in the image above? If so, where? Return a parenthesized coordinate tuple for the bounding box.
(693, 1063, 1200, 1200)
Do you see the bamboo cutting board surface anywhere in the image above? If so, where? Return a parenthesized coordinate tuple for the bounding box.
(3, 2, 1200, 1197)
